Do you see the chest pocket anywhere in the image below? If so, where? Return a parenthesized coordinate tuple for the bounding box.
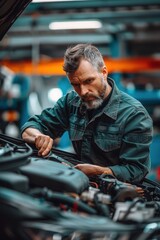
(94, 124, 122, 152)
(69, 117, 85, 141)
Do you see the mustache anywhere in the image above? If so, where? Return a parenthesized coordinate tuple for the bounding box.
(81, 93, 97, 101)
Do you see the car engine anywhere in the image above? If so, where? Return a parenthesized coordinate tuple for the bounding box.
(1, 133, 160, 240)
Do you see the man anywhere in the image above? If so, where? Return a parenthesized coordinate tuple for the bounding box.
(21, 43, 153, 183)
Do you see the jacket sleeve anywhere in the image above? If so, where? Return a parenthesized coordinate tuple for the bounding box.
(21, 93, 71, 139)
(109, 107, 153, 183)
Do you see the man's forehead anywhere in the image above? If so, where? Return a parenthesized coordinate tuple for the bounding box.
(68, 70, 98, 84)
(69, 75, 80, 83)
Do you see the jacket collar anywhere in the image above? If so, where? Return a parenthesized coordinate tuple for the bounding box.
(103, 77, 121, 120)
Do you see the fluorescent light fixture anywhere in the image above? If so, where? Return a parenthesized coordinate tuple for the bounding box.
(49, 20, 102, 30)
(32, 0, 84, 2)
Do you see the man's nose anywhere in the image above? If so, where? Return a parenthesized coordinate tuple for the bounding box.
(80, 85, 88, 96)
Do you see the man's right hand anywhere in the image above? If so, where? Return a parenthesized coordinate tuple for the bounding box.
(22, 128, 53, 157)
(35, 134, 53, 157)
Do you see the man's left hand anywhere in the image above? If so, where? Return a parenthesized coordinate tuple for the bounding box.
(74, 163, 113, 176)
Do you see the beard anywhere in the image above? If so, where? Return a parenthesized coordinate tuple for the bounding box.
(82, 80, 107, 110)
(83, 97, 104, 109)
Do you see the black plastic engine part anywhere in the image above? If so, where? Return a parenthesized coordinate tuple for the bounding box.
(0, 133, 32, 171)
(99, 174, 140, 202)
(0, 172, 29, 192)
(19, 158, 89, 194)
(0, 187, 61, 222)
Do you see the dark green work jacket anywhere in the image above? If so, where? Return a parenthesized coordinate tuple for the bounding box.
(21, 78, 153, 183)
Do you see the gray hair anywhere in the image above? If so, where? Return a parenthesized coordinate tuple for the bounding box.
(63, 43, 105, 73)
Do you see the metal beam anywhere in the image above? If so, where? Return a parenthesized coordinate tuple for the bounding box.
(2, 34, 112, 47)
(1, 57, 160, 75)
(26, 0, 160, 13)
(12, 8, 160, 29)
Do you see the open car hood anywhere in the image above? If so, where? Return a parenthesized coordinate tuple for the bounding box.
(0, 0, 32, 40)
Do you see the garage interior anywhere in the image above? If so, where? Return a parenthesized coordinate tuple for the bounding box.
(1, 1, 160, 239)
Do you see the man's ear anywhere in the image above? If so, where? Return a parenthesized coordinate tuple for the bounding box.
(102, 66, 108, 78)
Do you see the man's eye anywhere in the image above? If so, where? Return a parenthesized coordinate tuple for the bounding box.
(85, 79, 93, 84)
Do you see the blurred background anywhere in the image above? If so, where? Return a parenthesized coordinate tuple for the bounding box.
(0, 0, 160, 179)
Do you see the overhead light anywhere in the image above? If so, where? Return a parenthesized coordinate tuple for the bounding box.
(49, 20, 102, 30)
(32, 0, 85, 2)
(48, 88, 63, 103)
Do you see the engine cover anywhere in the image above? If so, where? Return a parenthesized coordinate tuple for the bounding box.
(19, 158, 89, 194)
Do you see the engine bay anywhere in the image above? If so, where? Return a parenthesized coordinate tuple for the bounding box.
(1, 133, 160, 240)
